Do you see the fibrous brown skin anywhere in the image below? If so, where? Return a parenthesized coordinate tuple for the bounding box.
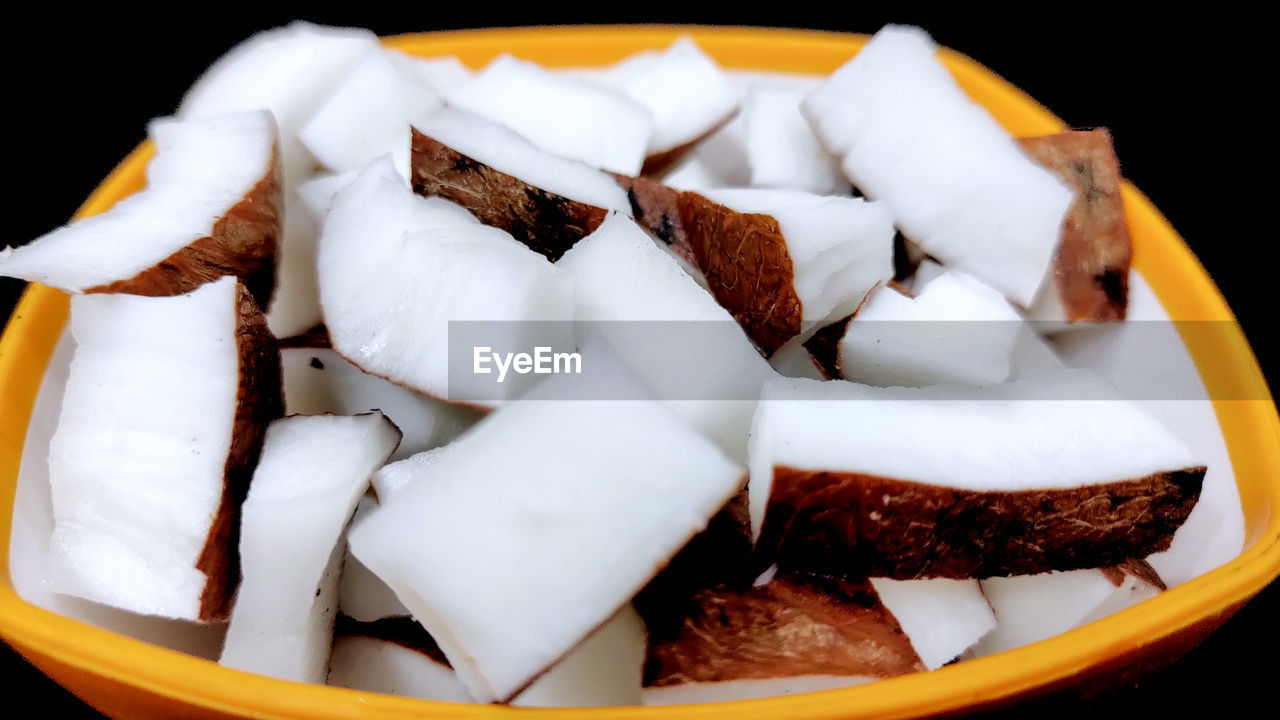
(334, 614, 451, 668)
(196, 283, 283, 621)
(757, 466, 1205, 580)
(1100, 558, 1167, 591)
(644, 573, 924, 687)
(277, 323, 332, 349)
(1019, 129, 1131, 321)
(410, 129, 608, 261)
(86, 150, 281, 311)
(618, 175, 803, 356)
(635, 490, 761, 638)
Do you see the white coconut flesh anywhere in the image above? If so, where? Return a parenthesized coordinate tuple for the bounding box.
(743, 85, 847, 194)
(327, 606, 646, 707)
(1053, 271, 1244, 587)
(0, 112, 277, 293)
(219, 412, 401, 682)
(605, 38, 738, 157)
(327, 635, 474, 702)
(748, 370, 1200, 539)
(659, 112, 750, 192)
(448, 54, 655, 175)
(557, 213, 777, 460)
(973, 568, 1163, 657)
(642, 676, 877, 705)
(299, 49, 444, 178)
(281, 348, 481, 461)
(396, 54, 473, 97)
(801, 26, 1074, 307)
(44, 277, 264, 621)
(178, 21, 378, 192)
(869, 577, 995, 669)
(413, 107, 632, 213)
(266, 192, 324, 338)
(768, 337, 826, 380)
(317, 157, 573, 405)
(347, 366, 744, 703)
(838, 271, 1024, 387)
(338, 497, 412, 622)
(702, 188, 896, 332)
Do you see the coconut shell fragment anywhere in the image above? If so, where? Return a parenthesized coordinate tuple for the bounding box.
(645, 572, 924, 688)
(757, 467, 1204, 580)
(1019, 128, 1131, 322)
(410, 128, 608, 261)
(617, 175, 803, 356)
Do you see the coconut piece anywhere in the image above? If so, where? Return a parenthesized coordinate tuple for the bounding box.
(868, 577, 995, 669)
(448, 54, 654, 175)
(838, 272, 1024, 387)
(659, 112, 751, 192)
(399, 55, 473, 97)
(744, 86, 847, 194)
(802, 26, 1073, 307)
(1, 112, 280, 310)
(1020, 129, 1131, 323)
(410, 109, 632, 261)
(557, 214, 777, 459)
(972, 561, 1165, 656)
(339, 500, 411, 622)
(605, 38, 738, 173)
(1053, 271, 1245, 586)
(281, 348, 480, 461)
(347, 362, 744, 702)
(319, 156, 574, 405)
(220, 413, 401, 681)
(328, 630, 473, 702)
(748, 371, 1206, 579)
(45, 277, 281, 621)
(329, 608, 647, 707)
(299, 49, 444, 178)
(178, 22, 377, 192)
(768, 338, 827, 380)
(621, 181, 893, 355)
(643, 573, 923, 704)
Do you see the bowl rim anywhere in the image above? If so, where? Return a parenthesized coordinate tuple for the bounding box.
(1, 24, 1278, 720)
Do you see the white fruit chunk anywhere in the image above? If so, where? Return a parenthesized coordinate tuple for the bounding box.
(338, 498, 411, 622)
(839, 271, 1024, 387)
(744, 86, 847, 194)
(413, 107, 632, 213)
(327, 607, 646, 707)
(972, 567, 1163, 656)
(802, 26, 1073, 307)
(1054, 271, 1245, 586)
(328, 635, 474, 702)
(643, 676, 876, 705)
(660, 113, 750, 192)
(281, 348, 480, 460)
(753, 371, 1197, 500)
(220, 413, 401, 682)
(178, 22, 377, 192)
(399, 55, 473, 97)
(348, 367, 744, 702)
(299, 49, 444, 178)
(512, 606, 647, 707)
(704, 188, 895, 331)
(0, 112, 278, 305)
(768, 338, 826, 380)
(318, 157, 574, 405)
(869, 577, 995, 669)
(45, 277, 280, 622)
(267, 193, 323, 337)
(606, 38, 738, 161)
(448, 55, 654, 175)
(557, 214, 777, 459)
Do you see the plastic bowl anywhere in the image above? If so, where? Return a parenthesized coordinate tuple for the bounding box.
(2, 25, 1278, 720)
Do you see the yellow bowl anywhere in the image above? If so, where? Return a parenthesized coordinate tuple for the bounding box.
(2, 25, 1278, 720)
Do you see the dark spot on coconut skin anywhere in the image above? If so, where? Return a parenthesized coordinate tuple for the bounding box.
(1098, 268, 1126, 307)
(310, 356, 324, 370)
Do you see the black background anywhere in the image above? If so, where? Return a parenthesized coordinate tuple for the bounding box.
(1, 7, 1275, 719)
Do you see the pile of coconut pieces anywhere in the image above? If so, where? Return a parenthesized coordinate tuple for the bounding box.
(0, 22, 1221, 707)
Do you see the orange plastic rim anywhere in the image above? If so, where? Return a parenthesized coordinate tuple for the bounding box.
(1, 25, 1277, 720)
